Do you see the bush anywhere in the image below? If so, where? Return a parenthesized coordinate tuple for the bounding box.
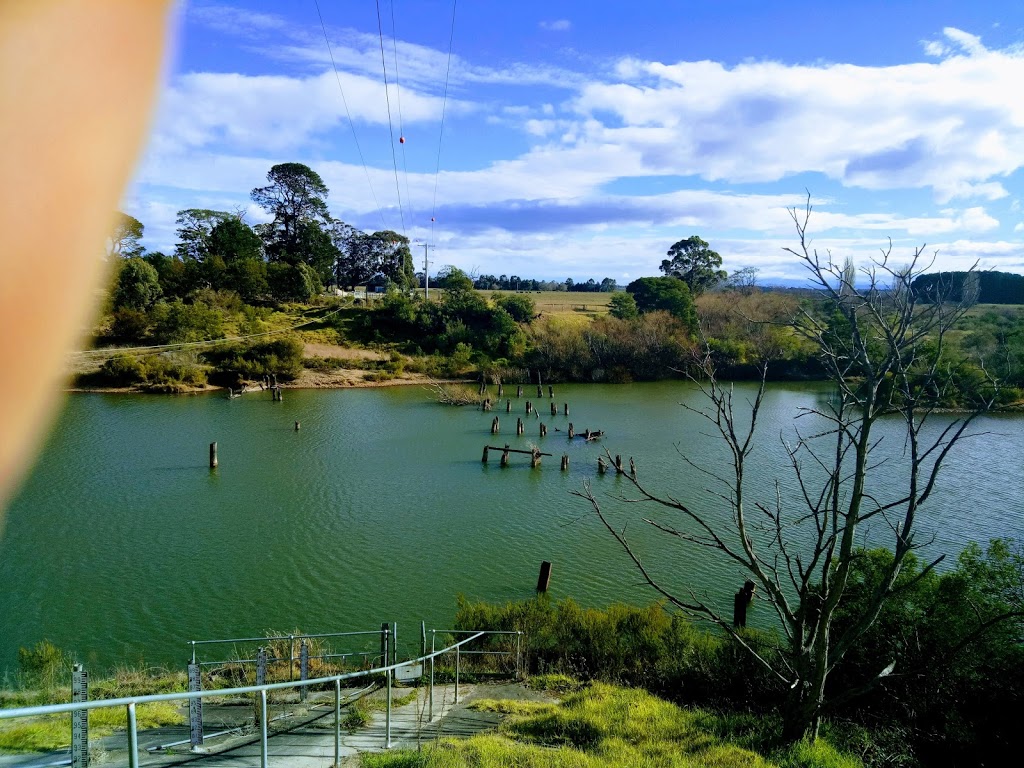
(150, 299, 224, 344)
(98, 354, 147, 386)
(494, 293, 536, 323)
(204, 337, 305, 383)
(18, 640, 71, 691)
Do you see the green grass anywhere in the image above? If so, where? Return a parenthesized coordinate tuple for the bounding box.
(364, 682, 863, 768)
(0, 702, 184, 753)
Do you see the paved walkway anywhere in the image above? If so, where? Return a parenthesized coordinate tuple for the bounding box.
(1, 682, 549, 768)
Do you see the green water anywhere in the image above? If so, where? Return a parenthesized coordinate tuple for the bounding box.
(1, 382, 1021, 674)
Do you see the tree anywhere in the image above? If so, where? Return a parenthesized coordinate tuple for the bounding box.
(578, 199, 1003, 744)
(174, 209, 233, 262)
(661, 235, 726, 294)
(608, 292, 639, 320)
(494, 293, 536, 323)
(625, 276, 697, 331)
(112, 257, 161, 310)
(436, 265, 474, 293)
(726, 266, 760, 294)
(251, 162, 330, 262)
(108, 212, 144, 259)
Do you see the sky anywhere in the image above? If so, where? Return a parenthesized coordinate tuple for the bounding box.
(126, 0, 1024, 285)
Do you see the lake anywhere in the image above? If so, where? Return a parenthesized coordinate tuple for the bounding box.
(1, 382, 1021, 675)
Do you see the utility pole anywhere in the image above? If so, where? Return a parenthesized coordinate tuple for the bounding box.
(414, 239, 434, 299)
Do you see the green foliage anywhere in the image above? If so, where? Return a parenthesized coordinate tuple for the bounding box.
(108, 212, 144, 258)
(112, 257, 162, 311)
(436, 266, 475, 293)
(912, 270, 1024, 305)
(494, 292, 536, 323)
(90, 353, 208, 391)
(660, 235, 727, 295)
(204, 337, 305, 383)
(150, 298, 224, 344)
(626, 276, 698, 330)
(17, 641, 70, 691)
(98, 354, 148, 386)
(365, 683, 859, 768)
(109, 307, 150, 342)
(267, 261, 322, 301)
(608, 291, 639, 320)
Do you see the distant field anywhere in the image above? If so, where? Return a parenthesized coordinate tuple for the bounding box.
(479, 289, 613, 316)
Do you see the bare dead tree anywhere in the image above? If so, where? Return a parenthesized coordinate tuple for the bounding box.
(575, 196, 1001, 742)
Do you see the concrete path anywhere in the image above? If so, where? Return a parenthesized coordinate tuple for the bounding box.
(1, 682, 550, 768)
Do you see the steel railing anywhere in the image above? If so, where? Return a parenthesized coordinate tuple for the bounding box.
(0, 629, 523, 768)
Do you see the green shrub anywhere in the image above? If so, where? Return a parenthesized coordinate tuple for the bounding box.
(98, 354, 147, 386)
(18, 641, 71, 691)
(204, 337, 305, 383)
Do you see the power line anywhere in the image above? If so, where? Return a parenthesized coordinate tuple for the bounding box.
(375, 0, 407, 236)
(430, 0, 458, 246)
(390, 0, 415, 236)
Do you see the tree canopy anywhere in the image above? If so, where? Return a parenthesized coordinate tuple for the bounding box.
(626, 277, 697, 331)
(660, 236, 726, 295)
(108, 212, 144, 259)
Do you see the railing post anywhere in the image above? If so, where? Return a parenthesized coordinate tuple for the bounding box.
(392, 622, 398, 666)
(256, 647, 268, 686)
(71, 664, 88, 768)
(516, 632, 522, 680)
(260, 690, 268, 768)
(127, 703, 139, 768)
(289, 635, 295, 682)
(299, 641, 309, 703)
(420, 621, 426, 659)
(385, 657, 392, 749)
(455, 644, 460, 704)
(380, 623, 389, 667)
(429, 631, 435, 721)
(334, 679, 341, 767)
(188, 661, 204, 748)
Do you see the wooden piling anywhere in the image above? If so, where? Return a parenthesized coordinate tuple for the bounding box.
(560, 454, 569, 471)
(531, 449, 541, 468)
(568, 423, 575, 439)
(506, 399, 512, 413)
(584, 428, 591, 441)
(491, 417, 500, 434)
(517, 385, 523, 398)
(526, 401, 533, 414)
(536, 385, 541, 398)
(501, 444, 510, 467)
(517, 417, 524, 435)
(629, 457, 637, 479)
(615, 455, 623, 473)
(536, 561, 552, 592)
(563, 403, 569, 416)
(548, 385, 554, 398)
(482, 446, 490, 463)
(550, 402, 557, 416)
(497, 382, 503, 397)
(598, 456, 607, 474)
(209, 442, 218, 468)
(540, 423, 547, 437)
(294, 421, 300, 431)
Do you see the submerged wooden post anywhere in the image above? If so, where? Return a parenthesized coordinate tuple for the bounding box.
(530, 448, 541, 468)
(482, 446, 490, 463)
(560, 454, 569, 471)
(294, 421, 300, 431)
(497, 382, 503, 397)
(536, 561, 552, 592)
(526, 401, 532, 414)
(491, 417, 500, 434)
(615, 455, 623, 473)
(563, 403, 569, 416)
(506, 399, 512, 413)
(209, 442, 218, 468)
(629, 457, 637, 479)
(517, 385, 523, 398)
(598, 456, 607, 474)
(548, 385, 554, 398)
(584, 428, 591, 441)
(550, 402, 557, 416)
(516, 417, 524, 435)
(540, 423, 547, 437)
(501, 444, 510, 467)
(568, 423, 575, 439)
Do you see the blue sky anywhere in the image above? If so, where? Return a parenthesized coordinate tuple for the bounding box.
(126, 0, 1024, 283)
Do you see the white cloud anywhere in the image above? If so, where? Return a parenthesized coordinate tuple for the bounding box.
(539, 20, 572, 32)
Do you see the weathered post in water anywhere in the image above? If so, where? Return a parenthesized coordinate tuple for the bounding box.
(567, 423, 574, 439)
(629, 457, 637, 479)
(294, 421, 300, 431)
(598, 456, 607, 474)
(584, 428, 591, 441)
(491, 417, 500, 434)
(530, 448, 541, 468)
(497, 382, 503, 397)
(550, 402, 557, 416)
(506, 399, 512, 413)
(615, 455, 623, 473)
(540, 423, 547, 437)
(209, 442, 218, 469)
(501, 444, 510, 467)
(517, 385, 523, 398)
(548, 385, 554, 398)
(537, 385, 543, 398)
(560, 454, 569, 471)
(526, 401, 532, 414)
(536, 561, 552, 592)
(482, 446, 490, 463)
(516, 417, 524, 435)
(563, 403, 569, 416)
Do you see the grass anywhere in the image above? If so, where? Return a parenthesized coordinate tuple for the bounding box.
(364, 682, 863, 768)
(341, 688, 420, 732)
(0, 702, 184, 753)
